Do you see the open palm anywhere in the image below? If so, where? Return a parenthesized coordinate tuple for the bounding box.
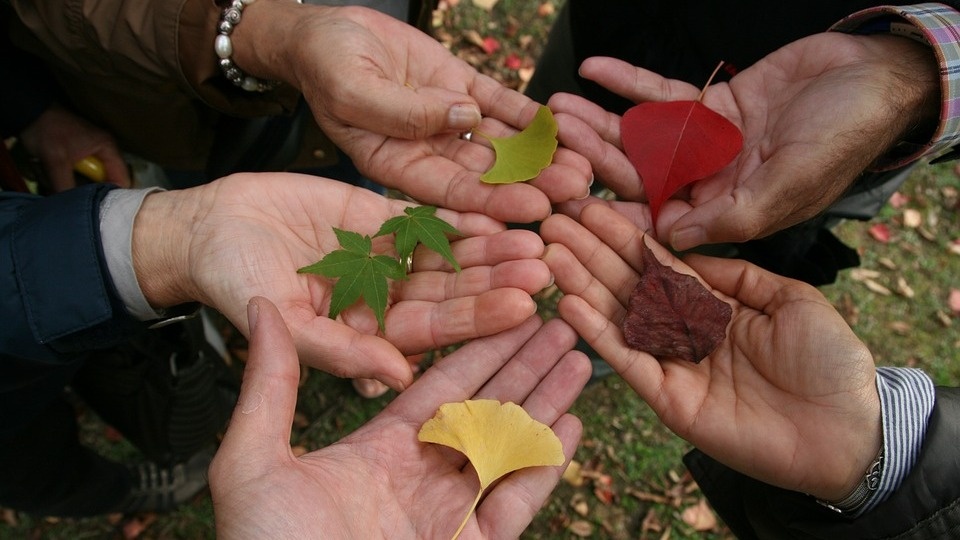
(137, 173, 552, 392)
(541, 204, 881, 500)
(549, 32, 935, 249)
(290, 6, 592, 223)
(210, 297, 589, 539)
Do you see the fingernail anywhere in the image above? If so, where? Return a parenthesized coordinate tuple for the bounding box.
(576, 174, 595, 200)
(240, 391, 264, 414)
(671, 226, 705, 252)
(447, 104, 481, 131)
(545, 273, 555, 289)
(247, 298, 260, 332)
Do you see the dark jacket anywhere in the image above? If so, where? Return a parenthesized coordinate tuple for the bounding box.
(686, 387, 960, 539)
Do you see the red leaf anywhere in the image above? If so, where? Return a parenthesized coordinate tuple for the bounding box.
(620, 100, 742, 229)
(481, 36, 500, 55)
(504, 52, 522, 70)
(621, 240, 732, 363)
(869, 223, 891, 243)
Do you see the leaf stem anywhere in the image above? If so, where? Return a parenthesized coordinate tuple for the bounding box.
(450, 488, 484, 540)
(698, 61, 726, 102)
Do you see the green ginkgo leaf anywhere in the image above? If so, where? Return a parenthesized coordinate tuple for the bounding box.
(478, 105, 558, 184)
(297, 228, 405, 333)
(375, 205, 462, 274)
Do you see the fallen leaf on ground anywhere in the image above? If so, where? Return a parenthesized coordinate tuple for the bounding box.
(949, 289, 960, 315)
(864, 279, 891, 296)
(869, 223, 891, 243)
(903, 209, 922, 228)
(568, 520, 594, 537)
(681, 498, 717, 531)
(895, 276, 915, 299)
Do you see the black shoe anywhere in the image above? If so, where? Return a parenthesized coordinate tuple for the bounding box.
(117, 446, 214, 514)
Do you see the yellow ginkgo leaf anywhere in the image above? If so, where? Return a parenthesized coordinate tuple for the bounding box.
(478, 105, 559, 184)
(418, 399, 565, 539)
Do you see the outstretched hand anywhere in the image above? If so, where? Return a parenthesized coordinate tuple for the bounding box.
(541, 204, 881, 501)
(210, 296, 589, 539)
(240, 4, 592, 223)
(132, 173, 554, 392)
(549, 32, 937, 249)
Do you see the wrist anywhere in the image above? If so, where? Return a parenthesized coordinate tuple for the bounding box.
(224, 0, 308, 89)
(132, 190, 198, 309)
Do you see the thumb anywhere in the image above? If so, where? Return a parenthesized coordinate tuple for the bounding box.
(217, 296, 301, 468)
(340, 79, 481, 139)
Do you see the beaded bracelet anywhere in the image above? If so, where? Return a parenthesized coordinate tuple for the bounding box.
(214, 0, 286, 92)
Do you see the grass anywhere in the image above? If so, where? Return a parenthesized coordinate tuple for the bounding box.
(3, 1, 959, 538)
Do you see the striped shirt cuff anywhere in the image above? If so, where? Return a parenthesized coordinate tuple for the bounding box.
(831, 3, 960, 169)
(857, 366, 936, 515)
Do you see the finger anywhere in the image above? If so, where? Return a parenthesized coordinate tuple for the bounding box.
(96, 153, 132, 188)
(476, 414, 582, 538)
(555, 293, 664, 405)
(43, 164, 78, 193)
(381, 288, 539, 353)
(291, 309, 414, 391)
(472, 318, 586, 406)
(399, 259, 552, 300)
(215, 297, 300, 470)
(338, 76, 482, 139)
(540, 212, 638, 308)
(578, 56, 701, 103)
(551, 109, 643, 201)
(542, 241, 627, 325)
(389, 153, 555, 222)
(411, 229, 545, 272)
(683, 254, 800, 313)
(385, 315, 545, 420)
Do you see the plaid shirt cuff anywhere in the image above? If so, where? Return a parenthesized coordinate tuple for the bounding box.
(831, 3, 960, 169)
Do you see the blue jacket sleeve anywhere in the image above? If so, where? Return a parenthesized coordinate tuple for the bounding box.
(1, 183, 144, 361)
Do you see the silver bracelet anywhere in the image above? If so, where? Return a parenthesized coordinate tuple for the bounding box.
(214, 0, 287, 92)
(817, 444, 885, 514)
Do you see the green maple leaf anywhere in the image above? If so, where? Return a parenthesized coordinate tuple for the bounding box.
(375, 205, 462, 274)
(478, 105, 559, 184)
(297, 228, 405, 333)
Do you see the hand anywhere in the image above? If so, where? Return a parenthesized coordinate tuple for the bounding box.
(548, 33, 938, 249)
(540, 204, 881, 501)
(232, 3, 592, 223)
(18, 104, 131, 192)
(210, 296, 589, 539)
(132, 173, 554, 391)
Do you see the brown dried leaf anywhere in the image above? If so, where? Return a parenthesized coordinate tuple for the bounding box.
(864, 279, 891, 296)
(570, 492, 590, 516)
(895, 276, 915, 299)
(568, 520, 594, 537)
(888, 321, 911, 335)
(681, 498, 717, 531)
(621, 241, 732, 363)
(850, 268, 881, 281)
